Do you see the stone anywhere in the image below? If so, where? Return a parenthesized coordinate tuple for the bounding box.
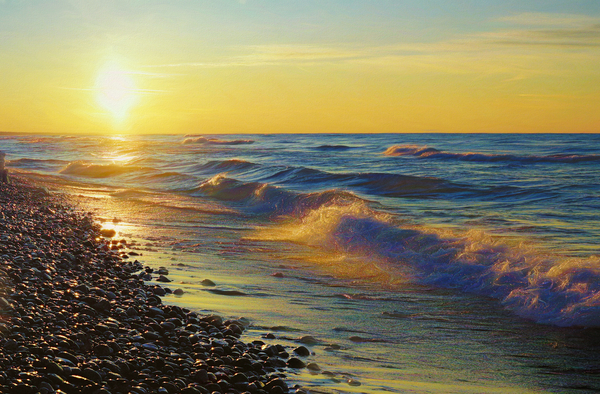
(293, 346, 310, 357)
(287, 358, 306, 369)
(100, 229, 117, 238)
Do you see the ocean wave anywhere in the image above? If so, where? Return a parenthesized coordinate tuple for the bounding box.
(182, 136, 254, 145)
(384, 144, 600, 163)
(59, 161, 145, 178)
(189, 159, 261, 174)
(7, 158, 68, 169)
(314, 144, 354, 151)
(254, 203, 600, 327)
(194, 174, 367, 217)
(266, 166, 468, 197)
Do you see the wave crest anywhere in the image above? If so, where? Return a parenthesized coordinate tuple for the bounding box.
(182, 136, 254, 145)
(59, 161, 143, 178)
(254, 202, 600, 327)
(195, 174, 366, 217)
(384, 144, 600, 163)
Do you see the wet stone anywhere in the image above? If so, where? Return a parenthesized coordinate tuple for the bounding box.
(0, 179, 295, 394)
(293, 346, 310, 357)
(287, 358, 306, 369)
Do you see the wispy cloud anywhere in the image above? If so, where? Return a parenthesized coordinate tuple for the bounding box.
(141, 12, 600, 84)
(490, 12, 600, 47)
(482, 26, 600, 48)
(143, 44, 370, 69)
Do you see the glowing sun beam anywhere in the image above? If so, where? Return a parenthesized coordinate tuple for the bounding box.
(95, 63, 137, 124)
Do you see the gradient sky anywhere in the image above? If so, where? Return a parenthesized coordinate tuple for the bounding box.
(1, 0, 599, 134)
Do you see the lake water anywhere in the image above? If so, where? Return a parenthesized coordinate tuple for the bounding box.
(3, 132, 600, 393)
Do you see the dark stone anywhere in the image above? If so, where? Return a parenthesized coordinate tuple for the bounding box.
(292, 346, 310, 357)
(287, 358, 306, 369)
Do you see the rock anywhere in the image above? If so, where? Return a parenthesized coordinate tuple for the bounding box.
(173, 288, 184, 295)
(93, 344, 112, 357)
(81, 368, 102, 383)
(0, 180, 294, 394)
(157, 267, 169, 275)
(293, 346, 310, 357)
(157, 275, 171, 283)
(141, 343, 158, 351)
(126, 306, 138, 316)
(99, 229, 116, 238)
(287, 358, 306, 369)
(298, 335, 319, 345)
(200, 279, 216, 286)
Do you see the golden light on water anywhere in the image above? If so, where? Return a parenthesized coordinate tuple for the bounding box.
(95, 63, 138, 125)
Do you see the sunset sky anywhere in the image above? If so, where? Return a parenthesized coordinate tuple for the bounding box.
(1, 1, 599, 134)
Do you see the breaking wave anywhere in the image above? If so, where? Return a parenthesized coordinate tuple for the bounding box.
(193, 174, 366, 217)
(59, 161, 145, 178)
(254, 201, 600, 327)
(384, 144, 600, 163)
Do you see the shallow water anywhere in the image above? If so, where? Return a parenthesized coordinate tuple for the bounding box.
(3, 133, 600, 392)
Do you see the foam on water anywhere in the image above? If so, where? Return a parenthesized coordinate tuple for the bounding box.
(194, 174, 364, 217)
(254, 199, 600, 327)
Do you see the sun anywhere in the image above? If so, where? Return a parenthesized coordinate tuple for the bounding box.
(95, 63, 138, 124)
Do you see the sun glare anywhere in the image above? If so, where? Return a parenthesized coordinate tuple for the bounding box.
(95, 63, 138, 124)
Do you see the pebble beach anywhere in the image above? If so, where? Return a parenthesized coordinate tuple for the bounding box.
(0, 176, 306, 394)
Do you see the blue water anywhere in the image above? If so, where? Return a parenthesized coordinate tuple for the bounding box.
(3, 133, 600, 392)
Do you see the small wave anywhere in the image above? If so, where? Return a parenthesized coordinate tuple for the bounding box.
(59, 161, 144, 178)
(384, 144, 600, 163)
(254, 202, 600, 327)
(7, 158, 67, 169)
(383, 145, 440, 157)
(182, 136, 254, 145)
(314, 145, 354, 151)
(266, 166, 467, 197)
(194, 174, 367, 217)
(189, 159, 260, 174)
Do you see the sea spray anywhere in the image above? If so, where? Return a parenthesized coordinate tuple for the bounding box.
(253, 201, 600, 327)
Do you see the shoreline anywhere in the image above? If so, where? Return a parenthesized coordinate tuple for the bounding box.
(0, 176, 306, 394)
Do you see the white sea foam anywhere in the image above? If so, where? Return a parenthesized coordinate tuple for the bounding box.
(254, 201, 600, 327)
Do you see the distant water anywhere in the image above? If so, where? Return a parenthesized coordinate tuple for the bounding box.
(3, 133, 600, 393)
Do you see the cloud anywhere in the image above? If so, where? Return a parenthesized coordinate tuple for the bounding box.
(488, 12, 600, 48)
(142, 44, 371, 69)
(141, 12, 600, 83)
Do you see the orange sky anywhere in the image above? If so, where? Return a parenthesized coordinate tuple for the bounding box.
(1, 1, 599, 134)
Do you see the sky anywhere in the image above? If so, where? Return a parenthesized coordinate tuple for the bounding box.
(0, 0, 599, 134)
